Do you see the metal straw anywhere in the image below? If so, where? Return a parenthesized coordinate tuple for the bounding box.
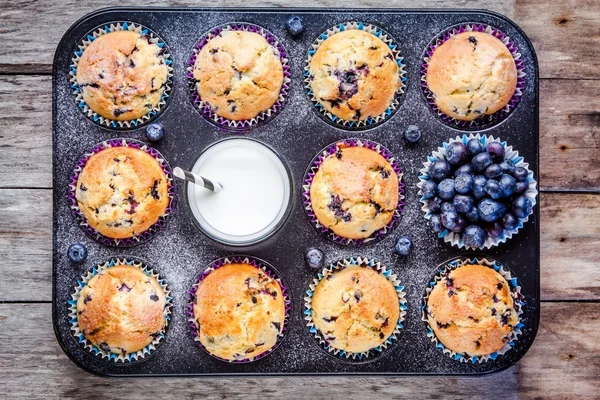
(173, 167, 223, 192)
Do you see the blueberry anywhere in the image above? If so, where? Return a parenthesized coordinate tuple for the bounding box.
(145, 123, 164, 142)
(438, 178, 455, 200)
(485, 141, 505, 162)
(429, 214, 444, 233)
(486, 222, 504, 239)
(444, 142, 468, 165)
(512, 195, 533, 218)
(395, 236, 413, 256)
(441, 201, 456, 213)
(454, 174, 474, 194)
(502, 213, 519, 230)
(485, 179, 503, 199)
(471, 152, 493, 172)
(465, 207, 480, 222)
(463, 225, 486, 248)
(429, 159, 451, 182)
(453, 216, 467, 233)
(285, 16, 305, 36)
(514, 181, 529, 195)
(478, 199, 507, 222)
(304, 247, 324, 269)
(456, 164, 474, 176)
(421, 180, 437, 200)
(453, 195, 474, 214)
(427, 197, 443, 213)
(467, 138, 484, 157)
(441, 211, 459, 231)
(484, 164, 503, 179)
(403, 125, 421, 143)
(513, 167, 529, 182)
(499, 174, 516, 197)
(473, 175, 487, 199)
(499, 160, 516, 175)
(67, 243, 87, 263)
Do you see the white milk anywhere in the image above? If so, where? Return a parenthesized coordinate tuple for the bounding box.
(186, 138, 292, 246)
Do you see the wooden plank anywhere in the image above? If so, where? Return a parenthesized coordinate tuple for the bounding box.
(0, 302, 597, 399)
(0, 0, 599, 79)
(1, 189, 598, 302)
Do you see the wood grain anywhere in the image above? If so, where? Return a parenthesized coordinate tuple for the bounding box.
(0, 0, 599, 79)
(0, 302, 597, 399)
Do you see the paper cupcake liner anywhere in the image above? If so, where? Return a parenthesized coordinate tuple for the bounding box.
(68, 256, 173, 363)
(69, 22, 174, 129)
(303, 256, 407, 362)
(421, 256, 525, 364)
(421, 23, 526, 129)
(304, 21, 407, 130)
(417, 134, 538, 249)
(68, 138, 176, 247)
(186, 256, 292, 363)
(187, 23, 291, 132)
(303, 138, 405, 245)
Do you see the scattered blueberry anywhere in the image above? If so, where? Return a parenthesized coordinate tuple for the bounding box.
(429, 214, 444, 233)
(304, 247, 324, 269)
(285, 16, 305, 36)
(453, 195, 474, 214)
(485, 179, 503, 199)
(513, 167, 529, 182)
(445, 142, 468, 165)
(485, 141, 505, 162)
(499, 160, 516, 175)
(472, 175, 487, 199)
(403, 125, 421, 143)
(471, 152, 493, 172)
(478, 199, 507, 222)
(454, 174, 474, 194)
(499, 174, 517, 197)
(395, 236, 413, 256)
(484, 164, 503, 179)
(68, 243, 88, 263)
(465, 207, 480, 222)
(486, 222, 504, 239)
(421, 180, 437, 200)
(438, 178, 455, 200)
(441, 201, 456, 214)
(512, 195, 533, 218)
(463, 225, 486, 248)
(429, 159, 451, 182)
(145, 123, 164, 142)
(427, 196, 443, 213)
(456, 164, 474, 176)
(514, 181, 529, 195)
(502, 213, 518, 230)
(467, 138, 484, 157)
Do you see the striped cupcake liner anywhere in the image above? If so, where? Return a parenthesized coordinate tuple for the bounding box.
(68, 256, 173, 363)
(302, 138, 405, 245)
(421, 23, 527, 129)
(304, 21, 407, 130)
(421, 256, 525, 364)
(68, 138, 175, 247)
(187, 23, 291, 132)
(186, 256, 292, 363)
(304, 256, 407, 362)
(417, 134, 538, 249)
(69, 22, 174, 129)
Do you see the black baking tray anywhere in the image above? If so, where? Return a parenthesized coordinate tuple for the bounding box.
(52, 7, 540, 376)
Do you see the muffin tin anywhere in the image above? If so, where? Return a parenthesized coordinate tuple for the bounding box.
(53, 7, 539, 376)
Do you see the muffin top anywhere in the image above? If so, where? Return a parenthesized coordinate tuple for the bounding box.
(193, 263, 286, 361)
(426, 31, 517, 121)
(75, 146, 170, 240)
(311, 265, 399, 353)
(76, 30, 169, 121)
(76, 264, 167, 354)
(426, 263, 518, 356)
(193, 30, 284, 121)
(308, 29, 401, 122)
(309, 144, 399, 240)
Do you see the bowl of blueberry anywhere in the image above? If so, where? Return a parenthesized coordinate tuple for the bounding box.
(418, 134, 537, 249)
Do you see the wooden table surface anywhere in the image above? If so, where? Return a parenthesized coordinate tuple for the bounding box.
(0, 0, 598, 398)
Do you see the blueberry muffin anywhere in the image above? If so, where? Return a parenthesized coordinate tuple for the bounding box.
(426, 31, 517, 121)
(192, 263, 286, 361)
(310, 144, 399, 240)
(311, 265, 399, 353)
(192, 30, 284, 121)
(76, 264, 167, 354)
(426, 263, 518, 356)
(308, 29, 401, 122)
(75, 146, 170, 240)
(76, 30, 169, 121)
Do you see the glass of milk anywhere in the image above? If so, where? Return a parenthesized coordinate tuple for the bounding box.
(185, 138, 293, 246)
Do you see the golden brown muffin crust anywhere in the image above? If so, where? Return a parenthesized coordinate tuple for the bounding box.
(426, 31, 517, 121)
(308, 29, 401, 122)
(76, 265, 167, 354)
(193, 30, 284, 121)
(193, 263, 286, 361)
(75, 146, 170, 239)
(426, 264, 518, 356)
(76, 30, 169, 121)
(309, 144, 399, 240)
(311, 265, 400, 353)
